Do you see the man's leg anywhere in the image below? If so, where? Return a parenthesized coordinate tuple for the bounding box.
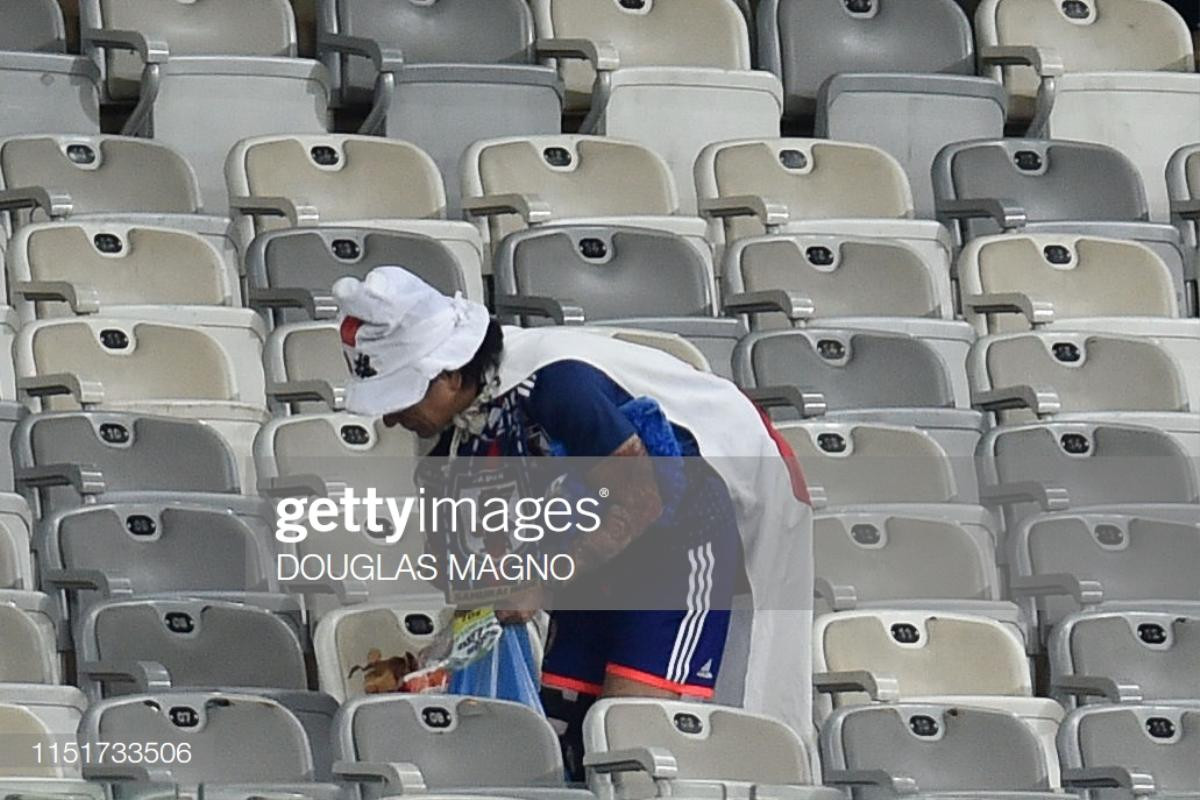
(541, 610, 608, 782)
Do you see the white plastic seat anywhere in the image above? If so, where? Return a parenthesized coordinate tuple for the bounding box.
(0, 685, 89, 779)
(1167, 142, 1200, 312)
(530, 0, 782, 213)
(263, 321, 345, 414)
(0, 496, 34, 592)
(0, 591, 59, 685)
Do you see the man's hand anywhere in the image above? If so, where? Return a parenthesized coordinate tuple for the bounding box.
(495, 585, 545, 624)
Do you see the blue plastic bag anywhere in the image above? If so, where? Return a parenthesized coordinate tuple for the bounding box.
(449, 623, 544, 714)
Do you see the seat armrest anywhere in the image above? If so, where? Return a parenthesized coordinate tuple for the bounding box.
(82, 765, 174, 784)
(0, 187, 74, 218)
(282, 578, 370, 606)
(937, 198, 1027, 230)
(15, 464, 106, 495)
(493, 294, 586, 325)
(1009, 573, 1104, 605)
(813, 671, 901, 702)
(972, 385, 1062, 417)
(332, 760, 427, 793)
(78, 660, 173, 692)
(814, 577, 857, 610)
(535, 38, 620, 72)
(1170, 199, 1200, 221)
(1062, 767, 1157, 795)
(980, 481, 1071, 511)
(12, 281, 102, 314)
(1053, 676, 1144, 704)
(461, 193, 553, 224)
(259, 474, 348, 499)
(978, 45, 1065, 78)
(743, 386, 827, 418)
(584, 747, 679, 780)
(248, 288, 338, 319)
(823, 769, 919, 795)
(267, 380, 345, 411)
(18, 374, 105, 406)
(81, 28, 169, 64)
(229, 196, 320, 227)
(964, 293, 1055, 326)
(723, 290, 815, 322)
(318, 33, 404, 74)
(699, 196, 790, 229)
(43, 568, 133, 597)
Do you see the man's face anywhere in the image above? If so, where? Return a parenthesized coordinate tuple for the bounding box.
(382, 373, 466, 438)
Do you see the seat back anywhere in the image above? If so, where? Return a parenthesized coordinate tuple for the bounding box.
(531, 0, 752, 110)
(464, 135, 678, 247)
(735, 329, 956, 413)
(0, 0, 67, 53)
(1168, 142, 1200, 252)
(726, 235, 948, 329)
(0, 593, 57, 684)
(0, 701, 59, 777)
(0, 686, 89, 778)
(8, 222, 234, 319)
(337, 694, 564, 791)
(496, 226, 715, 323)
(81, 597, 306, 698)
(1015, 512, 1200, 632)
(959, 234, 1179, 335)
(821, 703, 1052, 798)
(81, 691, 314, 784)
(0, 499, 33, 592)
(780, 422, 957, 504)
(323, 0, 538, 102)
(0, 135, 202, 230)
(697, 139, 913, 243)
(584, 699, 815, 797)
(977, 0, 1195, 118)
(760, 0, 975, 118)
(82, 0, 297, 100)
(933, 139, 1148, 244)
(1052, 610, 1200, 704)
(1060, 705, 1200, 793)
(816, 610, 1031, 705)
(247, 227, 470, 325)
(264, 322, 345, 413)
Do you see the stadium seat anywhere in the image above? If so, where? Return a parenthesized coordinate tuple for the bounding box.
(1010, 511, 1200, 643)
(76, 597, 307, 700)
(226, 134, 486, 279)
(1058, 704, 1200, 798)
(494, 225, 743, 377)
(253, 413, 430, 618)
(1048, 608, 1200, 706)
(0, 496, 34, 592)
(1168, 142, 1200, 308)
(722, 232, 975, 384)
(80, 0, 334, 212)
(318, 0, 564, 216)
(0, 134, 239, 272)
(38, 498, 290, 646)
(261, 689, 342, 783)
(967, 332, 1194, 427)
(0, 684, 89, 779)
(759, 0, 1006, 214)
(460, 134, 709, 259)
(582, 698, 839, 800)
(333, 693, 590, 799)
(529, 0, 783, 212)
(78, 690, 336, 798)
(312, 601, 453, 702)
(976, 0, 1200, 221)
(0, 0, 100, 138)
(0, 591, 59, 684)
(245, 226, 483, 327)
(977, 421, 1200, 533)
(578, 327, 712, 373)
(819, 703, 1058, 798)
(931, 138, 1196, 311)
(12, 411, 246, 519)
(263, 321, 346, 414)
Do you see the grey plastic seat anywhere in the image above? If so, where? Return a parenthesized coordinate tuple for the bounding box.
(312, 602, 453, 702)
(977, 421, 1200, 533)
(0, 0, 100, 137)
(494, 225, 743, 378)
(245, 226, 480, 327)
(976, 0, 1200, 222)
(758, 0, 1006, 214)
(1168, 143, 1200, 311)
(1050, 609, 1200, 707)
(263, 322, 346, 414)
(227, 134, 486, 279)
(318, 0, 563, 216)
(1011, 511, 1200, 643)
(77, 597, 307, 700)
(0, 685, 89, 779)
(0, 591, 59, 685)
(0, 134, 238, 271)
(529, 0, 782, 213)
(820, 703, 1056, 799)
(334, 694, 590, 800)
(12, 411, 245, 518)
(1058, 704, 1200, 799)
(80, 0, 334, 212)
(0, 495, 34, 592)
(582, 698, 839, 800)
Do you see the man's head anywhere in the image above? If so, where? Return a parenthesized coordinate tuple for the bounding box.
(334, 267, 502, 437)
